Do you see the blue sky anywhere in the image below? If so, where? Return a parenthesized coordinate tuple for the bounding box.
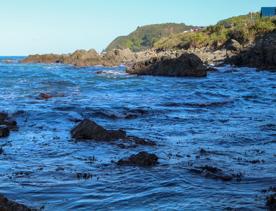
(0, 0, 275, 55)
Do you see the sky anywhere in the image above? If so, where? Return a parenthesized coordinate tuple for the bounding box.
(0, 0, 275, 55)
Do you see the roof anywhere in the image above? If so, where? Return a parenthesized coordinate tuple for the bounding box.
(261, 7, 276, 16)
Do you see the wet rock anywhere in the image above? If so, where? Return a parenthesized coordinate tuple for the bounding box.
(126, 136, 156, 146)
(117, 151, 158, 166)
(0, 194, 35, 211)
(3, 119, 17, 130)
(71, 119, 113, 140)
(266, 194, 276, 210)
(0, 112, 8, 122)
(0, 126, 10, 138)
(189, 165, 242, 181)
(71, 119, 156, 146)
(127, 53, 207, 77)
(37, 93, 53, 100)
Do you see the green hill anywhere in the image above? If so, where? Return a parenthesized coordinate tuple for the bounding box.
(105, 23, 196, 52)
(154, 13, 276, 50)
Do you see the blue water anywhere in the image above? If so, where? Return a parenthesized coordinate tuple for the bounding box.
(0, 57, 275, 210)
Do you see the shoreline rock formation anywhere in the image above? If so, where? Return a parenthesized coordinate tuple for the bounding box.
(126, 53, 208, 77)
(227, 31, 276, 71)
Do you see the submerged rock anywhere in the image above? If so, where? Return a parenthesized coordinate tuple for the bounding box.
(0, 194, 35, 211)
(189, 165, 242, 181)
(0, 112, 18, 132)
(126, 53, 207, 77)
(37, 93, 53, 100)
(0, 126, 10, 138)
(117, 151, 158, 166)
(71, 119, 155, 146)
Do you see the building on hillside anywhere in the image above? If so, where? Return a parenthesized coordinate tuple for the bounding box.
(261, 7, 276, 17)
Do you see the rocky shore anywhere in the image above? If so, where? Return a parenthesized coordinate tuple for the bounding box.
(227, 31, 276, 71)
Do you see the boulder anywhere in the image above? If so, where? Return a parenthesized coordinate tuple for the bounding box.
(71, 119, 112, 140)
(126, 53, 207, 77)
(0, 126, 10, 138)
(71, 119, 155, 146)
(224, 39, 242, 51)
(117, 151, 159, 166)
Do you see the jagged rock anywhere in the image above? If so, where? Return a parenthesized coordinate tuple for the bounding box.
(0, 126, 10, 138)
(71, 119, 112, 140)
(228, 31, 276, 70)
(117, 151, 158, 166)
(126, 53, 207, 77)
(0, 194, 35, 211)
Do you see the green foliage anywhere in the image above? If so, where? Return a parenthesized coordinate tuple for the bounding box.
(154, 13, 276, 50)
(105, 23, 195, 52)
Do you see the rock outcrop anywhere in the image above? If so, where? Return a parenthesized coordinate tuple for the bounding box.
(117, 151, 158, 166)
(227, 31, 276, 71)
(71, 119, 155, 146)
(126, 53, 208, 77)
(22, 49, 137, 67)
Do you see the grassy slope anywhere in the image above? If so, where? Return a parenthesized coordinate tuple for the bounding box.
(154, 13, 276, 50)
(105, 23, 195, 52)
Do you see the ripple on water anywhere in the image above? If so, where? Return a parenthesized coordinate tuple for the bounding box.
(0, 61, 275, 210)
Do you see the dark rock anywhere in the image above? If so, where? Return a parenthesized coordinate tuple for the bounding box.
(71, 119, 156, 146)
(0, 126, 10, 138)
(127, 136, 156, 146)
(71, 119, 112, 140)
(117, 151, 158, 166)
(76, 173, 93, 180)
(266, 194, 276, 210)
(189, 165, 242, 181)
(3, 119, 17, 130)
(127, 53, 207, 77)
(227, 31, 276, 71)
(0, 194, 35, 211)
(0, 112, 8, 122)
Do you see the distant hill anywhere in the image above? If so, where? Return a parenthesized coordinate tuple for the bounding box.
(105, 23, 196, 52)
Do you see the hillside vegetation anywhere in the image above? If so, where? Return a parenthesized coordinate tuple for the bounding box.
(154, 13, 276, 50)
(105, 23, 195, 52)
